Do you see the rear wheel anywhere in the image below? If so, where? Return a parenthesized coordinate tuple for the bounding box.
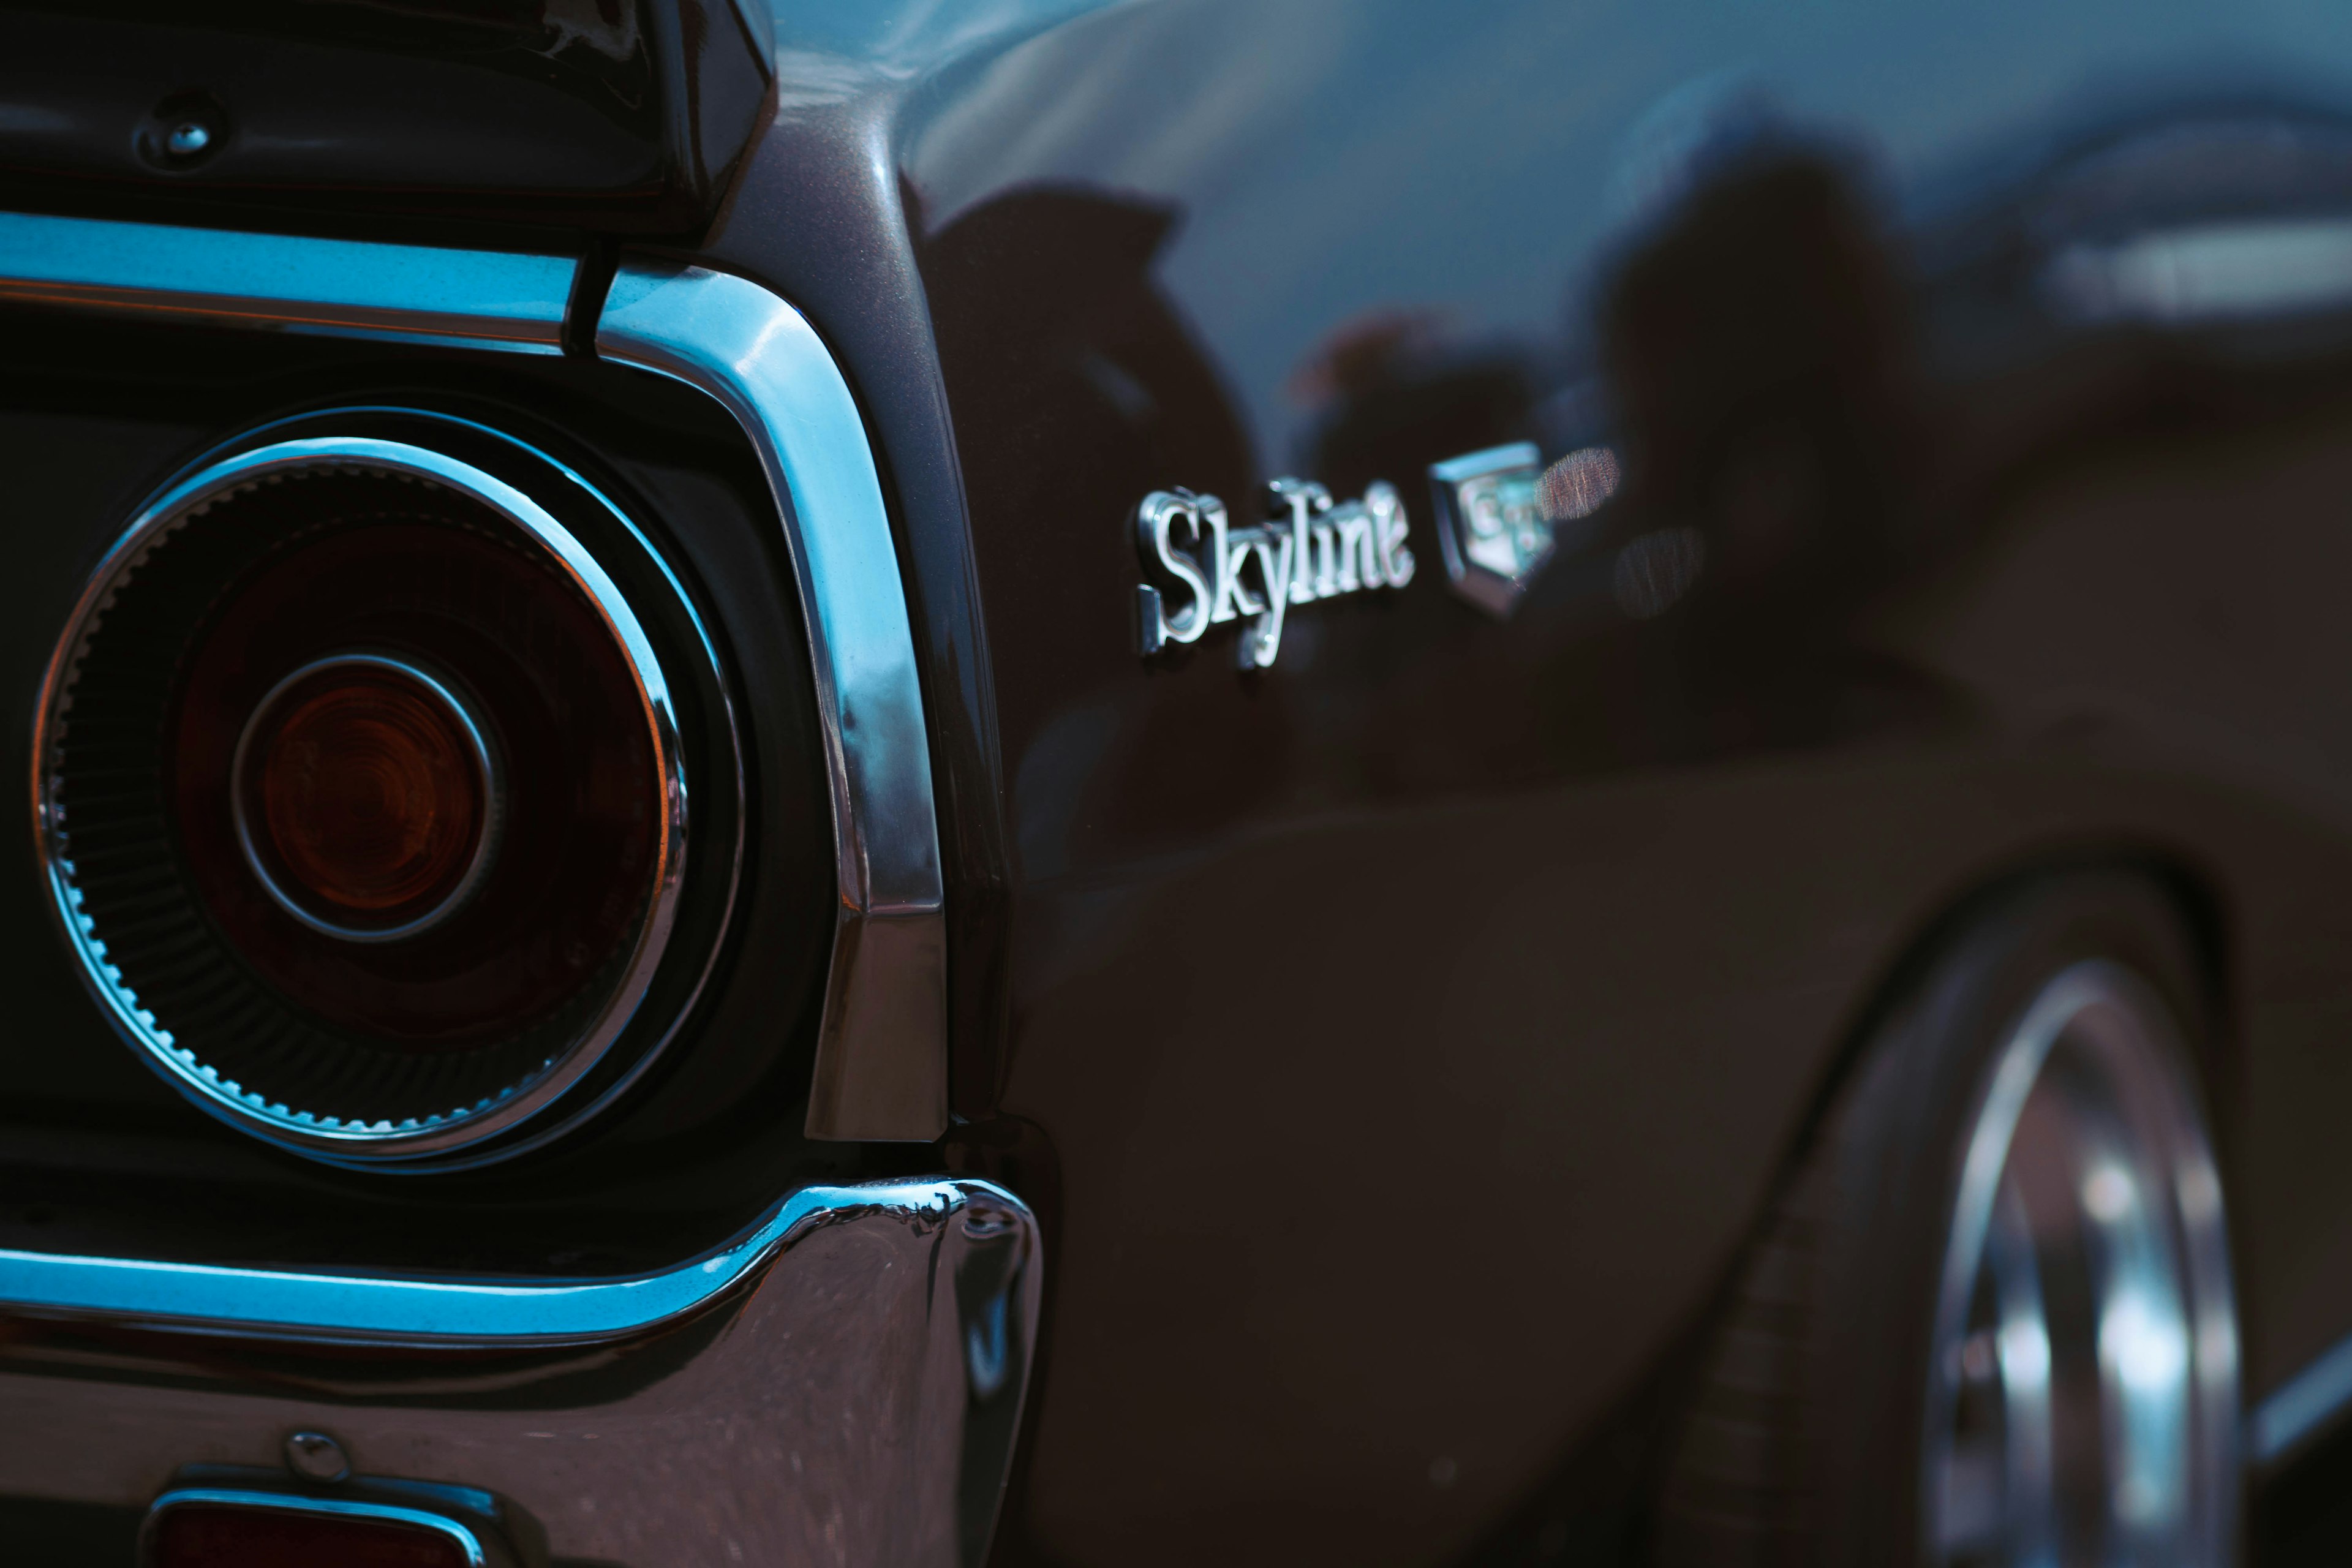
(1659, 874, 2240, 1566)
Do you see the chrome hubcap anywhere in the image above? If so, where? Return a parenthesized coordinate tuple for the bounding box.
(1924, 960, 2238, 1566)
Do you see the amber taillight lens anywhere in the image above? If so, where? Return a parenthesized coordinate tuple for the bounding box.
(236, 657, 497, 938)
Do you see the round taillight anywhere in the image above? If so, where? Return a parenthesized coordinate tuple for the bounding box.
(234, 655, 498, 941)
(35, 418, 737, 1166)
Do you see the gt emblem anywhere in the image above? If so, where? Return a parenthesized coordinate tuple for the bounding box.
(1134, 478, 1414, 668)
(1428, 441, 1621, 616)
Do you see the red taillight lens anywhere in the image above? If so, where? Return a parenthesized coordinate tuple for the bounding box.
(168, 515, 661, 1049)
(150, 1502, 473, 1568)
(236, 658, 495, 937)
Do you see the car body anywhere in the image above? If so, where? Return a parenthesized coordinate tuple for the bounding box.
(7, 1, 2352, 1563)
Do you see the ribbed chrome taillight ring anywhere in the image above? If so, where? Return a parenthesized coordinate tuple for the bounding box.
(33, 429, 701, 1165)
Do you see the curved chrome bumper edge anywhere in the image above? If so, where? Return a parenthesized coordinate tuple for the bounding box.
(0, 1177, 1041, 1567)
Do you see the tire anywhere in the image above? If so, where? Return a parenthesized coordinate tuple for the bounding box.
(1656, 872, 2240, 1566)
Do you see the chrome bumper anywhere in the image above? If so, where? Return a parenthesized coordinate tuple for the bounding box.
(0, 1177, 1041, 1566)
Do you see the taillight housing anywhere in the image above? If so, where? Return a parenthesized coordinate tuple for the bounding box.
(35, 412, 740, 1167)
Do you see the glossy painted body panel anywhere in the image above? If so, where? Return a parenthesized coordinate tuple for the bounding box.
(729, 0, 2352, 1559)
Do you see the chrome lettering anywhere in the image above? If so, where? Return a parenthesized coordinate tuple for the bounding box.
(1368, 480, 1415, 589)
(1134, 475, 1412, 669)
(1330, 501, 1376, 593)
(1204, 494, 1258, 626)
(1135, 489, 1214, 654)
(1269, 477, 1331, 606)
(1237, 529, 1294, 669)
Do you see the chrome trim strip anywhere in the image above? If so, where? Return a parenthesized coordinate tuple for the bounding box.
(0, 209, 572, 353)
(0, 1177, 978, 1343)
(597, 261, 949, 1142)
(32, 437, 690, 1163)
(145, 1488, 490, 1567)
(2252, 1335, 2352, 1465)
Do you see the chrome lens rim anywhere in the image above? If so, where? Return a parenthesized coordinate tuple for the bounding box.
(1922, 959, 2239, 1564)
(33, 434, 692, 1162)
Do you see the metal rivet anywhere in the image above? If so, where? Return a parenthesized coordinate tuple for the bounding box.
(164, 122, 212, 158)
(284, 1430, 350, 1483)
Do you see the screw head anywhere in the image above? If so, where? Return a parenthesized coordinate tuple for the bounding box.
(140, 97, 228, 171)
(284, 1430, 350, 1483)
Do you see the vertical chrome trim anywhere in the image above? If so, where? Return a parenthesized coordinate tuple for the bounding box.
(0, 210, 573, 352)
(597, 260, 949, 1142)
